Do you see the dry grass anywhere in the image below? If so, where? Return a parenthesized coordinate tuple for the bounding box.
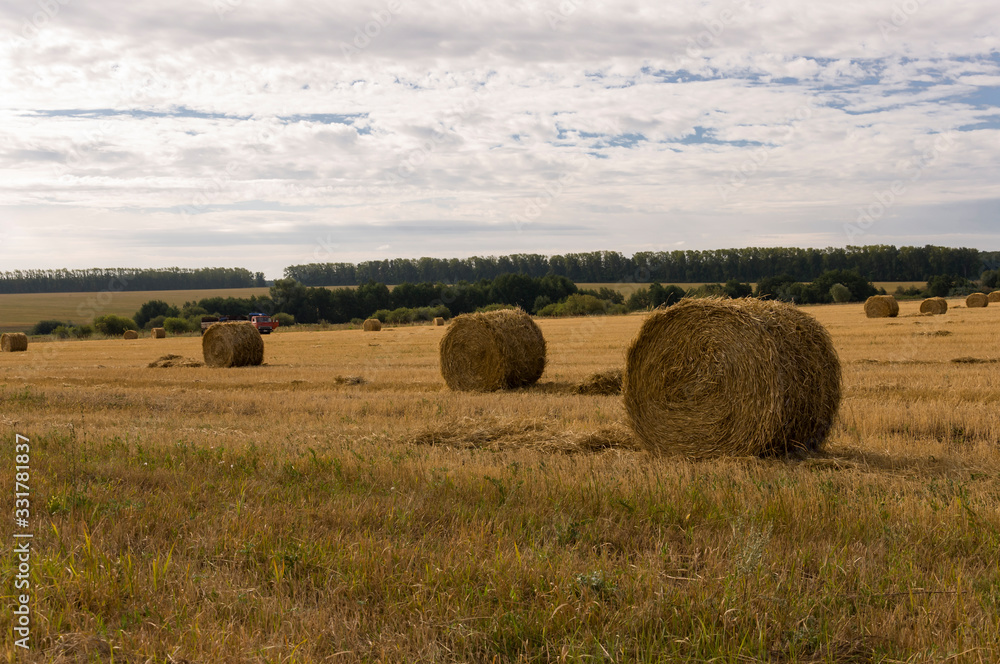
(147, 354, 204, 368)
(575, 368, 622, 395)
(2, 299, 1000, 662)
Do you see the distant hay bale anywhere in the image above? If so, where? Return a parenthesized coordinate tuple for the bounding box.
(864, 295, 899, 318)
(202, 321, 264, 368)
(966, 292, 989, 308)
(576, 369, 623, 395)
(623, 298, 841, 458)
(989, 291, 1000, 303)
(919, 297, 948, 315)
(1, 332, 28, 352)
(152, 327, 166, 338)
(434, 317, 445, 326)
(362, 318, 382, 331)
(439, 308, 546, 391)
(123, 330, 139, 340)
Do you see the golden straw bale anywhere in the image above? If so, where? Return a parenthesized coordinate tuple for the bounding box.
(1, 332, 28, 352)
(919, 297, 948, 315)
(362, 318, 382, 331)
(989, 291, 1000, 303)
(864, 295, 899, 318)
(152, 327, 166, 338)
(623, 298, 841, 458)
(123, 330, 139, 340)
(433, 317, 445, 326)
(439, 308, 546, 391)
(202, 321, 264, 368)
(966, 292, 989, 308)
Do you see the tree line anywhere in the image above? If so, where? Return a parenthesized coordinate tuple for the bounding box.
(4, 246, 998, 295)
(285, 245, 990, 286)
(0, 267, 265, 294)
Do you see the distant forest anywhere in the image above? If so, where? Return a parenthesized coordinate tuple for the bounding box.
(0, 267, 265, 294)
(2, 246, 999, 294)
(286, 246, 997, 287)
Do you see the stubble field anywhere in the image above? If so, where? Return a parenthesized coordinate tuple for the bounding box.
(2, 299, 999, 663)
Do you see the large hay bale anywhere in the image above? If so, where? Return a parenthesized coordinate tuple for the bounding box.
(623, 298, 841, 458)
(152, 327, 166, 338)
(362, 318, 382, 331)
(966, 292, 989, 308)
(864, 295, 899, 318)
(919, 297, 948, 315)
(202, 321, 264, 368)
(1, 332, 28, 352)
(989, 291, 1000, 303)
(123, 330, 139, 340)
(439, 308, 546, 391)
(433, 317, 445, 326)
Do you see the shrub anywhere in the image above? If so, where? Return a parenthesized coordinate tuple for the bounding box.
(371, 309, 392, 323)
(94, 315, 139, 336)
(387, 307, 415, 324)
(163, 317, 193, 335)
(273, 312, 295, 327)
(72, 324, 95, 339)
(134, 300, 180, 328)
(829, 283, 852, 303)
(532, 295, 553, 314)
(31, 320, 68, 335)
(51, 325, 72, 339)
(145, 315, 167, 331)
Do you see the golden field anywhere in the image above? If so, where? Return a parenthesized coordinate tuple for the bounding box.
(2, 298, 999, 663)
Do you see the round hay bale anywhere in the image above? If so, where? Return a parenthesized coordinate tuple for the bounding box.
(623, 298, 841, 458)
(989, 291, 1000, 303)
(966, 292, 989, 308)
(439, 308, 546, 391)
(864, 295, 899, 318)
(152, 327, 166, 338)
(433, 317, 445, 326)
(202, 321, 264, 368)
(919, 297, 948, 315)
(362, 318, 382, 331)
(123, 330, 139, 340)
(1, 332, 28, 352)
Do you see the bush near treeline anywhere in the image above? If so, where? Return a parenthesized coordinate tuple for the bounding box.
(284, 245, 993, 286)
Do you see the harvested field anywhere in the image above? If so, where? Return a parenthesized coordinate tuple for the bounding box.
(2, 297, 1000, 662)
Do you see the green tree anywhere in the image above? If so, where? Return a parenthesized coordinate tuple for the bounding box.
(829, 283, 852, 303)
(94, 315, 138, 336)
(134, 300, 180, 328)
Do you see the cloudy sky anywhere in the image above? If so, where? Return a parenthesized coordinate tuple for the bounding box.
(1, 0, 999, 278)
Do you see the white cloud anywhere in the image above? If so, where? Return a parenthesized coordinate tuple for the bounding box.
(1, 0, 999, 275)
